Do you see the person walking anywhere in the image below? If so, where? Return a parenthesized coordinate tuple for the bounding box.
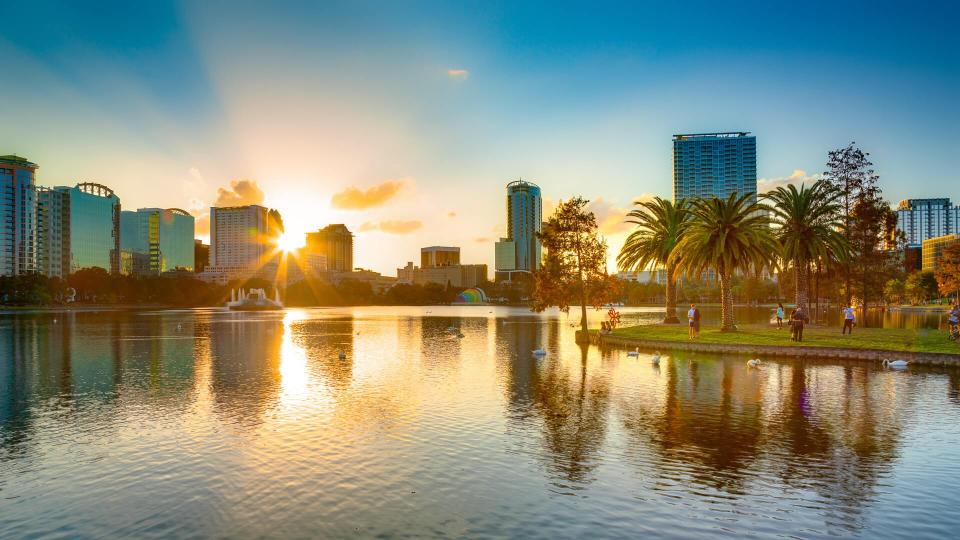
(776, 303, 785, 330)
(687, 304, 697, 339)
(792, 305, 808, 342)
(693, 305, 702, 338)
(842, 304, 856, 335)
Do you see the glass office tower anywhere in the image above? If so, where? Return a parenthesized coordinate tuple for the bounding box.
(0, 155, 38, 276)
(673, 132, 757, 202)
(121, 208, 195, 275)
(505, 180, 542, 272)
(67, 183, 121, 273)
(896, 198, 960, 247)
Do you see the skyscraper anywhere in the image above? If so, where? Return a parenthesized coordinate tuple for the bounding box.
(36, 182, 120, 275)
(672, 132, 757, 201)
(0, 155, 38, 276)
(209, 205, 283, 273)
(305, 224, 354, 272)
(896, 198, 960, 247)
(495, 180, 542, 281)
(120, 208, 195, 275)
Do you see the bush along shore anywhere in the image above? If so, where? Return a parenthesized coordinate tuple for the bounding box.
(582, 323, 960, 366)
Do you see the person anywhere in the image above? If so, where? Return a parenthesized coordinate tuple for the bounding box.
(776, 303, 785, 330)
(687, 304, 696, 339)
(693, 305, 701, 338)
(792, 305, 808, 342)
(842, 304, 856, 335)
(948, 304, 959, 339)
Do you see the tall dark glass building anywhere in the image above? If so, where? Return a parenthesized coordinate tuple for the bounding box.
(0, 155, 38, 276)
(672, 132, 757, 202)
(495, 180, 542, 281)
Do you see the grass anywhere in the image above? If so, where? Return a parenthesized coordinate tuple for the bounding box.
(611, 323, 960, 355)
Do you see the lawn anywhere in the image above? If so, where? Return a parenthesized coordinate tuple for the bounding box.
(611, 323, 960, 355)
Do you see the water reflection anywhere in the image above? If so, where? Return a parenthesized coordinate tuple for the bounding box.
(1, 307, 959, 539)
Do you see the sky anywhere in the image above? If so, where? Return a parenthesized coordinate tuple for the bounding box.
(2, 0, 958, 275)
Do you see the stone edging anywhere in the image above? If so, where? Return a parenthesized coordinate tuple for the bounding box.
(579, 331, 960, 367)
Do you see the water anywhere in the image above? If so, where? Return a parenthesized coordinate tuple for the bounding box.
(2, 306, 959, 539)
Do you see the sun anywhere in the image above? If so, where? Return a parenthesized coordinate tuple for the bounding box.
(277, 232, 304, 253)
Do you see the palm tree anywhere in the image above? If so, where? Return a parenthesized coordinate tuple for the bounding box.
(671, 192, 777, 332)
(617, 197, 690, 323)
(764, 181, 847, 311)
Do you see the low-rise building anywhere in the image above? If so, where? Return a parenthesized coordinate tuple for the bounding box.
(922, 234, 960, 272)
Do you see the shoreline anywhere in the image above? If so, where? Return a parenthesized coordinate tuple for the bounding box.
(583, 323, 960, 366)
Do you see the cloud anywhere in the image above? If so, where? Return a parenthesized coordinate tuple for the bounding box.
(357, 220, 422, 234)
(215, 179, 265, 206)
(758, 169, 822, 193)
(448, 211, 456, 218)
(447, 69, 469, 80)
(473, 237, 490, 243)
(586, 197, 632, 235)
(331, 179, 406, 210)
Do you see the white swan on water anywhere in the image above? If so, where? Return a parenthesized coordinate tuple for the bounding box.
(532, 348, 547, 357)
(883, 359, 909, 369)
(747, 359, 762, 368)
(626, 347, 640, 357)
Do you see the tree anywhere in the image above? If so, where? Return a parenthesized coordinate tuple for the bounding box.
(532, 197, 618, 338)
(671, 192, 776, 331)
(884, 278, 905, 305)
(905, 271, 939, 305)
(848, 192, 901, 322)
(824, 142, 880, 304)
(764, 181, 847, 311)
(935, 243, 960, 301)
(617, 197, 690, 323)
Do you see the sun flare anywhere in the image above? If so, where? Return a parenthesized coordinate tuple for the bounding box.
(277, 232, 304, 253)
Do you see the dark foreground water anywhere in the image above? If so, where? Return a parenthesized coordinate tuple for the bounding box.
(2, 307, 960, 539)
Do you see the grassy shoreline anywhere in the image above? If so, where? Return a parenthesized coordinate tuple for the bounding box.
(608, 323, 960, 355)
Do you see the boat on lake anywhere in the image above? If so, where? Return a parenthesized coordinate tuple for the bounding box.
(227, 288, 284, 311)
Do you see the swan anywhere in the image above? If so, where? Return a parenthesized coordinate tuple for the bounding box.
(338, 351, 347, 360)
(177, 323, 183, 331)
(626, 347, 640, 357)
(532, 348, 547, 357)
(883, 359, 909, 369)
(747, 359, 762, 368)
(652, 351, 661, 365)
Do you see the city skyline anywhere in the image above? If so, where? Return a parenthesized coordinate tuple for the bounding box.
(2, 1, 959, 275)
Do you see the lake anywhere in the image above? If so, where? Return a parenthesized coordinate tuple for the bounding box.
(2, 306, 959, 539)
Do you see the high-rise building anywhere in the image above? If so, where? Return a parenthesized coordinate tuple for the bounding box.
(494, 180, 542, 282)
(194, 240, 209, 273)
(672, 132, 757, 202)
(0, 155, 38, 276)
(36, 187, 70, 278)
(120, 208, 195, 275)
(421, 246, 459, 267)
(922, 234, 959, 272)
(36, 182, 121, 275)
(896, 198, 960, 247)
(305, 224, 354, 272)
(209, 205, 283, 274)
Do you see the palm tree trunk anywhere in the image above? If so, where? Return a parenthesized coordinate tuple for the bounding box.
(795, 260, 809, 310)
(664, 265, 680, 323)
(719, 269, 736, 331)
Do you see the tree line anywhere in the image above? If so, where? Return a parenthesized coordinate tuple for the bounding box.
(533, 142, 960, 333)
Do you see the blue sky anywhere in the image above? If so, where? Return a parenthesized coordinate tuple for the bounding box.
(1, 0, 957, 273)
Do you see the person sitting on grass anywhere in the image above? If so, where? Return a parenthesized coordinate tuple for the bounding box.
(842, 304, 856, 335)
(687, 304, 696, 339)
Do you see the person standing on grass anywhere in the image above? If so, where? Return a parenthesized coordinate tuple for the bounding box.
(842, 304, 856, 335)
(792, 305, 808, 342)
(687, 304, 696, 339)
(693, 305, 701, 338)
(776, 303, 785, 329)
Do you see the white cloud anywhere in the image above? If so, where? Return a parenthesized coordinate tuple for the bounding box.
(758, 169, 821, 193)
